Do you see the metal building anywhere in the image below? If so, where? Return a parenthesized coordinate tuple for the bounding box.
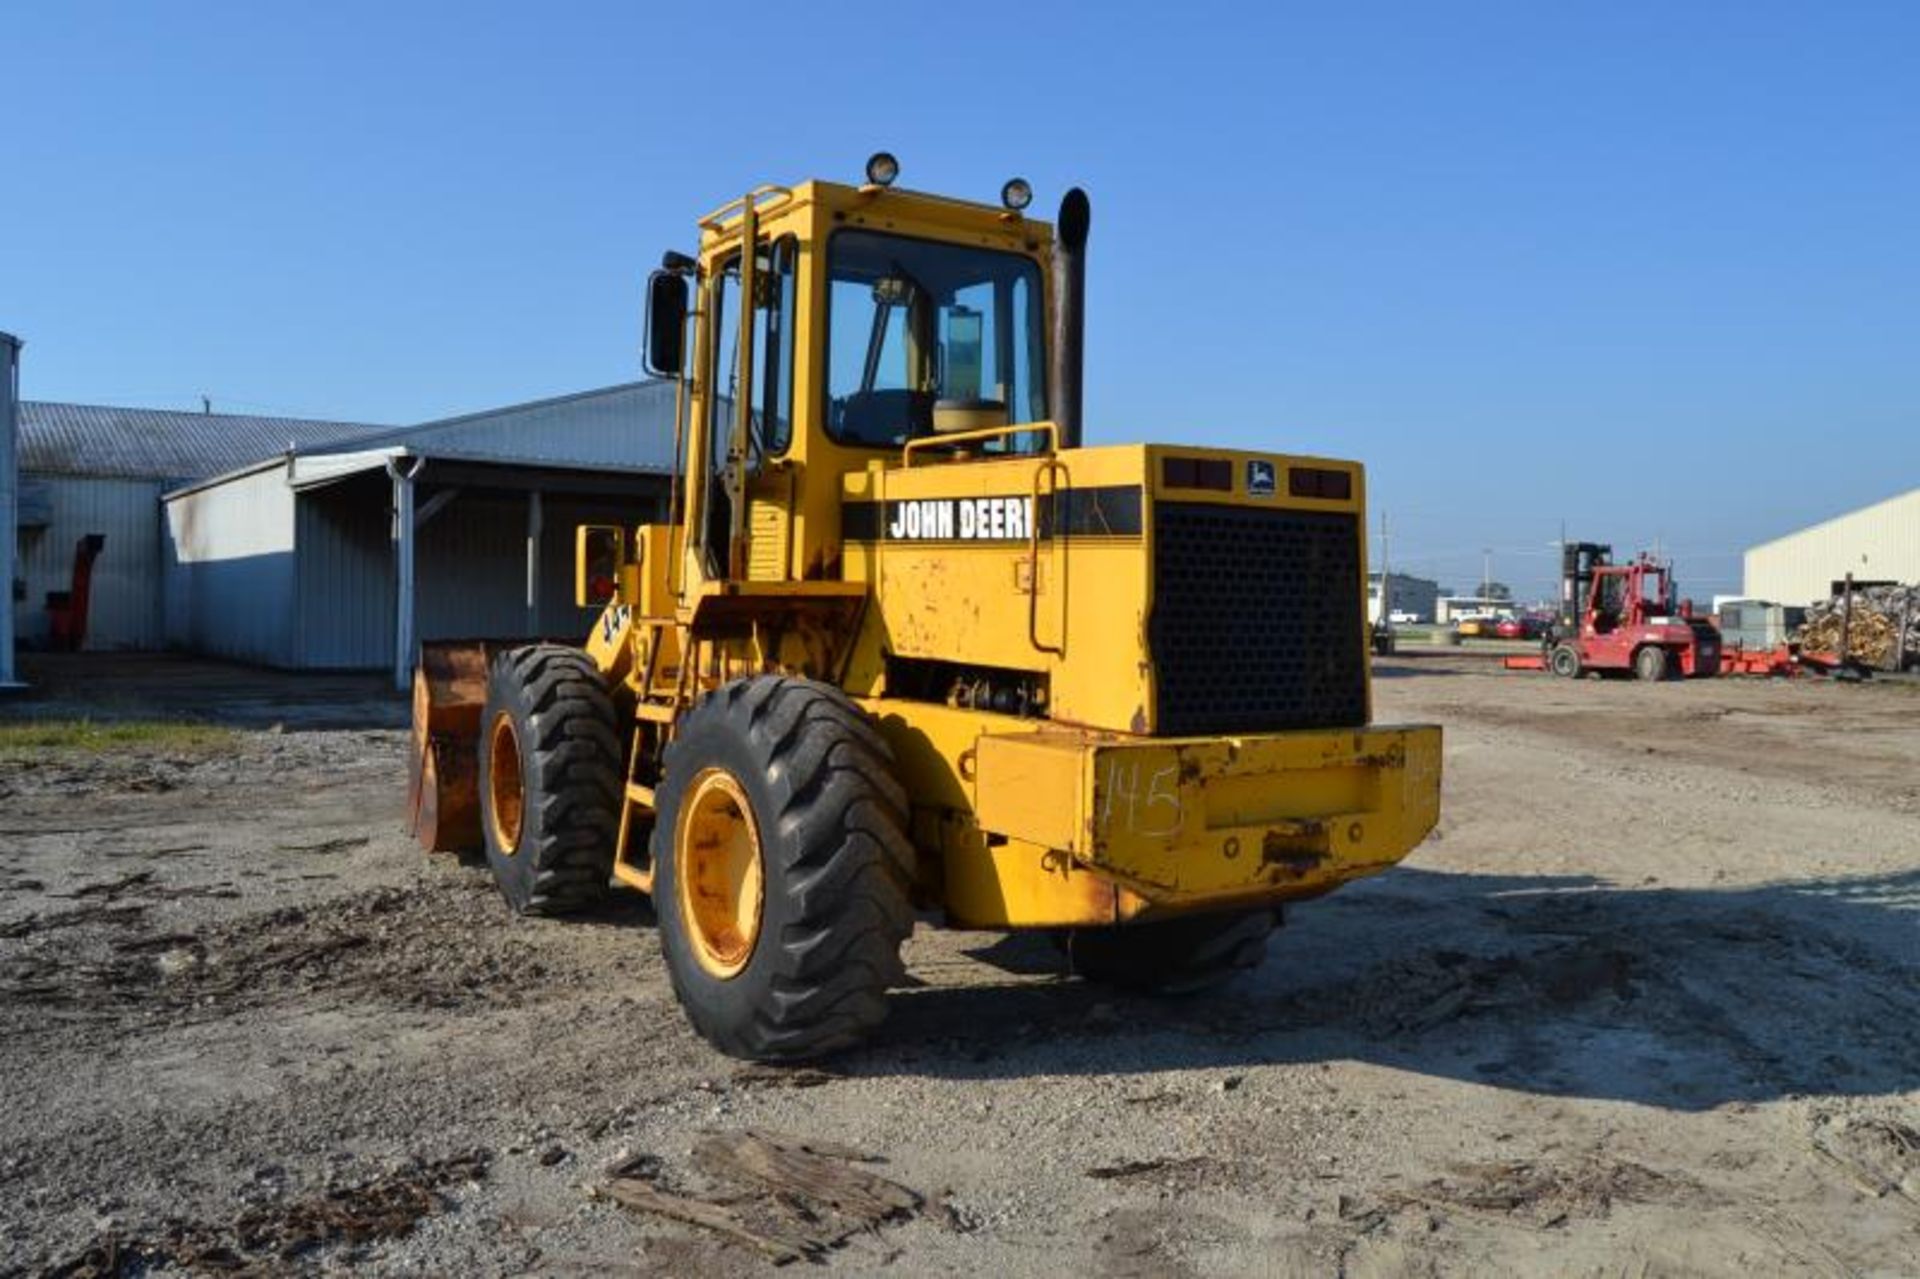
(1743, 486, 1920, 605)
(1, 333, 20, 686)
(162, 382, 677, 685)
(1367, 572, 1441, 624)
(15, 400, 385, 651)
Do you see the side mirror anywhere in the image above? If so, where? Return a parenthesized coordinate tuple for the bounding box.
(643, 270, 688, 377)
(575, 524, 626, 608)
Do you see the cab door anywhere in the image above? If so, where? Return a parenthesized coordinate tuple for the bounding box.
(703, 236, 798, 581)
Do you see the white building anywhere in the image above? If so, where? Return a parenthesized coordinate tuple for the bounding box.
(15, 401, 385, 650)
(1367, 572, 1440, 624)
(1743, 486, 1920, 605)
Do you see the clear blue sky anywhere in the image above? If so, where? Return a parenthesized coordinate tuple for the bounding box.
(5, 1, 1916, 600)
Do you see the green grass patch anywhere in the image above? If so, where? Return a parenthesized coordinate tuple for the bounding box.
(0, 719, 239, 755)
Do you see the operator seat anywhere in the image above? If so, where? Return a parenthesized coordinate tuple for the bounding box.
(834, 389, 935, 445)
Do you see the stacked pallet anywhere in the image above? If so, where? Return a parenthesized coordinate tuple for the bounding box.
(1793, 583, 1919, 669)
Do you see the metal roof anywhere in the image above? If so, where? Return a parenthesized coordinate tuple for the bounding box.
(20, 401, 390, 482)
(303, 381, 680, 474)
(38, 381, 681, 495)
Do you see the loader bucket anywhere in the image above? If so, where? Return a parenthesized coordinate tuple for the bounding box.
(407, 640, 499, 853)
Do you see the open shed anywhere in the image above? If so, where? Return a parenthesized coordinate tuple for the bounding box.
(163, 382, 677, 685)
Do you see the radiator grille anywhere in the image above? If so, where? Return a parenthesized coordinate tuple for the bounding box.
(1149, 503, 1367, 735)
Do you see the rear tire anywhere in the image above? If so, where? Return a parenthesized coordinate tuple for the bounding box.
(1057, 910, 1276, 994)
(652, 676, 914, 1060)
(478, 645, 622, 915)
(1634, 645, 1671, 682)
(1549, 643, 1583, 679)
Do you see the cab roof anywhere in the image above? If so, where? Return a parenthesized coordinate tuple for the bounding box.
(697, 179, 1055, 252)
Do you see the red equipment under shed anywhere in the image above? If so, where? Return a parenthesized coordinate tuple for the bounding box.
(45, 533, 105, 653)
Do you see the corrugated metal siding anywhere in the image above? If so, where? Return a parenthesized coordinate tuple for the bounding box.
(414, 492, 655, 645)
(1744, 488, 1920, 605)
(286, 484, 663, 670)
(294, 481, 394, 669)
(534, 495, 668, 632)
(412, 493, 532, 643)
(162, 466, 298, 665)
(22, 402, 386, 480)
(14, 477, 165, 650)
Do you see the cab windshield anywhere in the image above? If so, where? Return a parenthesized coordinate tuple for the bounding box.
(825, 230, 1047, 448)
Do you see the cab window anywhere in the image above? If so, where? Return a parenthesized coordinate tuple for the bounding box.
(824, 230, 1046, 448)
(709, 236, 799, 465)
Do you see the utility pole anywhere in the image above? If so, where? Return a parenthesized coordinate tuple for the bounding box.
(0, 332, 22, 690)
(1481, 548, 1493, 600)
(1379, 510, 1391, 623)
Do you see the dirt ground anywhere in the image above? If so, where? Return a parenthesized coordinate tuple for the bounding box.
(3, 651, 1917, 1277)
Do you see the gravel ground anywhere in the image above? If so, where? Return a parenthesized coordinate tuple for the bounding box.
(2, 653, 1917, 1276)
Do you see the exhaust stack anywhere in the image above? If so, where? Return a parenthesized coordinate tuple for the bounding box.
(1049, 188, 1090, 449)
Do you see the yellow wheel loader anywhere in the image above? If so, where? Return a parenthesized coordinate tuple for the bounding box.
(409, 155, 1442, 1060)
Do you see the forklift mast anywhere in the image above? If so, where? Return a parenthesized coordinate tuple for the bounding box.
(1558, 541, 1612, 634)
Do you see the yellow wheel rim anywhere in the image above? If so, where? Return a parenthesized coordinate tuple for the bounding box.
(675, 768, 765, 980)
(487, 711, 524, 855)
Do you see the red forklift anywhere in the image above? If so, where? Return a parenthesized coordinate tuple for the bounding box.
(1539, 542, 1721, 680)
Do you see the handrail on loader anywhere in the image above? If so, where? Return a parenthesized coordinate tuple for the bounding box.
(697, 185, 794, 232)
(902, 421, 1059, 467)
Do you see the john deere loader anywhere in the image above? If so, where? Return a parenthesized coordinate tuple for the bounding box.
(409, 155, 1442, 1060)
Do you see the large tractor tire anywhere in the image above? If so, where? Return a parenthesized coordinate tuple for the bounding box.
(652, 676, 914, 1060)
(1057, 910, 1277, 994)
(1634, 645, 1671, 682)
(478, 645, 622, 915)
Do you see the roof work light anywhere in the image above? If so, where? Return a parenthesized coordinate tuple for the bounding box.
(865, 152, 900, 187)
(1000, 178, 1032, 211)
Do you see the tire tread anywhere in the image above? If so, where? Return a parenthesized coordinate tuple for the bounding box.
(655, 675, 913, 1059)
(485, 644, 621, 916)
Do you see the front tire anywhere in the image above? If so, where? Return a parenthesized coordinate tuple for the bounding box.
(1057, 910, 1277, 994)
(1549, 643, 1583, 679)
(652, 676, 914, 1060)
(478, 645, 622, 915)
(1634, 645, 1671, 682)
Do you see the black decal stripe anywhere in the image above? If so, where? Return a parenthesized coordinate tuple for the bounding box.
(842, 501, 882, 541)
(841, 485, 1142, 543)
